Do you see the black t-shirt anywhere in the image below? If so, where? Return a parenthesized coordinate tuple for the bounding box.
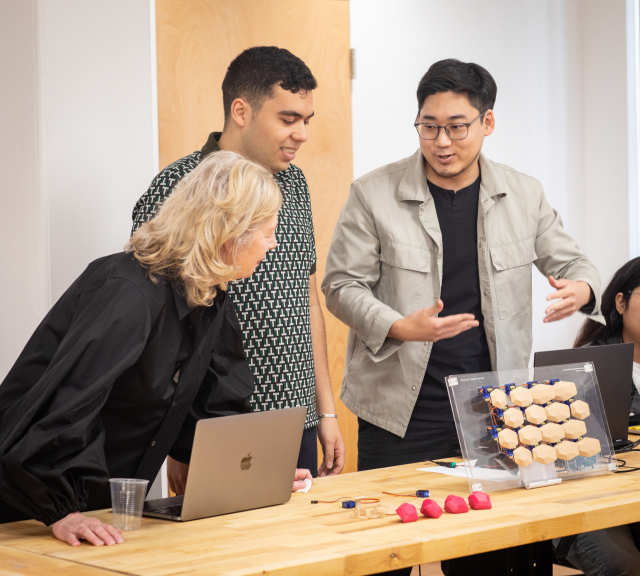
(413, 175, 491, 422)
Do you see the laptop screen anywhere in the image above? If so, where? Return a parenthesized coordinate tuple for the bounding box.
(533, 343, 634, 446)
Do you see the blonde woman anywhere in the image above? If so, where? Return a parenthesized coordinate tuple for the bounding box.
(0, 152, 311, 546)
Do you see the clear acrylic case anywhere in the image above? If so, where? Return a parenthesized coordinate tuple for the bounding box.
(446, 362, 616, 493)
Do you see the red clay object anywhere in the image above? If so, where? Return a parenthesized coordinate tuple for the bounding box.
(444, 495, 469, 514)
(396, 503, 419, 523)
(468, 492, 492, 510)
(420, 499, 443, 518)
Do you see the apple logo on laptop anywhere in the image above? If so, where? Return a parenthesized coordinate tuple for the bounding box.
(240, 453, 252, 471)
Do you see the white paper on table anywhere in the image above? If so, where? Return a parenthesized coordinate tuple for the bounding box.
(417, 462, 518, 482)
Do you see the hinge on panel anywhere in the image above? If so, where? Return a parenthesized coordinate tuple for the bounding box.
(350, 48, 355, 79)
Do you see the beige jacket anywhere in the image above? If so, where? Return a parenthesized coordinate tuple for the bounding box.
(322, 150, 604, 437)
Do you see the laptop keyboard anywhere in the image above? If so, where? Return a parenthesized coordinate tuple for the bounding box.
(148, 504, 183, 516)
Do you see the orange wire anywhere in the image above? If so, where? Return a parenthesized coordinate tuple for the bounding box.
(316, 497, 380, 504)
(382, 492, 416, 498)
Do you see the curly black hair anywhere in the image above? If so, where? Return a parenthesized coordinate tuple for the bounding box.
(222, 46, 317, 124)
(417, 59, 497, 114)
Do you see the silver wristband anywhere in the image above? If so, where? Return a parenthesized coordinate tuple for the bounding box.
(318, 413, 338, 419)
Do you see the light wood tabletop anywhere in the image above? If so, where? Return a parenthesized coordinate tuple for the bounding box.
(1, 452, 639, 576)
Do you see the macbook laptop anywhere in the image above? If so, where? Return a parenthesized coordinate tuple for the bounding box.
(143, 406, 307, 521)
(534, 343, 634, 449)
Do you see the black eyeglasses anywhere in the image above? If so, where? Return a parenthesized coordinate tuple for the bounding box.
(414, 110, 488, 140)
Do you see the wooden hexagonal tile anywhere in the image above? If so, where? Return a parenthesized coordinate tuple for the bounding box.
(563, 419, 587, 440)
(532, 444, 557, 465)
(503, 407, 524, 428)
(540, 422, 565, 443)
(545, 402, 571, 423)
(497, 428, 519, 449)
(571, 400, 590, 420)
(490, 388, 508, 409)
(525, 404, 547, 425)
(510, 386, 533, 407)
(577, 437, 601, 457)
(555, 440, 580, 460)
(531, 384, 555, 405)
(518, 425, 542, 446)
(513, 446, 533, 467)
(554, 381, 577, 401)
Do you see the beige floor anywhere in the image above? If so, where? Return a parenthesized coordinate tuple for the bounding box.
(410, 563, 582, 575)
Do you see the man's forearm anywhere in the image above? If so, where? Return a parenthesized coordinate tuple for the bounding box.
(309, 273, 336, 415)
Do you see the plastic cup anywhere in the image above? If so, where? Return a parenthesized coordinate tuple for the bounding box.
(109, 478, 149, 530)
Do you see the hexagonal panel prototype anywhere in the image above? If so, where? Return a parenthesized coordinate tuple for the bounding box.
(545, 402, 571, 423)
(513, 446, 533, 467)
(510, 386, 533, 407)
(563, 419, 587, 440)
(571, 400, 590, 420)
(503, 407, 524, 428)
(518, 425, 542, 446)
(554, 381, 577, 401)
(555, 440, 580, 460)
(532, 444, 557, 465)
(540, 422, 565, 444)
(577, 437, 601, 457)
(497, 428, 519, 449)
(525, 404, 547, 425)
(490, 389, 508, 409)
(531, 384, 555, 405)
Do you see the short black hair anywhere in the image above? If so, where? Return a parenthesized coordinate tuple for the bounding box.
(416, 59, 497, 114)
(222, 46, 317, 124)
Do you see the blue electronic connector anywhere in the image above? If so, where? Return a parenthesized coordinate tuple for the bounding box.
(502, 383, 516, 395)
(416, 490, 430, 498)
(546, 378, 559, 385)
(524, 381, 538, 389)
(342, 500, 356, 508)
(478, 386, 493, 399)
(487, 425, 502, 439)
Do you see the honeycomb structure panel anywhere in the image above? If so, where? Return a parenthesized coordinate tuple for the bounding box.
(510, 386, 533, 407)
(490, 389, 508, 409)
(498, 428, 519, 449)
(554, 381, 577, 401)
(577, 437, 601, 457)
(503, 407, 525, 428)
(531, 384, 555, 405)
(532, 444, 557, 465)
(518, 425, 542, 446)
(555, 440, 580, 460)
(513, 446, 533, 467)
(571, 400, 590, 420)
(540, 423, 565, 444)
(563, 419, 587, 440)
(546, 402, 571, 423)
(525, 404, 547, 425)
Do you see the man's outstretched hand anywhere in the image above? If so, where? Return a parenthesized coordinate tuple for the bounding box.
(388, 300, 479, 342)
(544, 276, 592, 323)
(52, 512, 124, 547)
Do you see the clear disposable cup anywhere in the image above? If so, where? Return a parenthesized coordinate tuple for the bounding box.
(109, 478, 149, 530)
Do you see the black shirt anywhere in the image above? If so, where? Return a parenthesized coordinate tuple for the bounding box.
(0, 252, 253, 525)
(413, 175, 491, 422)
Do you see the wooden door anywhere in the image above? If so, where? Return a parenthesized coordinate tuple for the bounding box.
(156, 0, 357, 472)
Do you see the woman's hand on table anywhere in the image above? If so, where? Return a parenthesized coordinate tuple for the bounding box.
(52, 512, 124, 547)
(292, 468, 313, 492)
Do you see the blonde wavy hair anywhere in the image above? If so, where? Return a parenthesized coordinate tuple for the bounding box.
(127, 151, 281, 307)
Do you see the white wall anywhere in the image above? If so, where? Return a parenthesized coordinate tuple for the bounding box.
(0, 0, 159, 380)
(350, 0, 632, 359)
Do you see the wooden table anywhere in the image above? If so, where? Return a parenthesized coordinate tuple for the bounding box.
(1, 453, 639, 576)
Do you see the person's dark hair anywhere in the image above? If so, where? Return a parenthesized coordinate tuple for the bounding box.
(222, 46, 317, 124)
(416, 59, 497, 114)
(574, 257, 640, 347)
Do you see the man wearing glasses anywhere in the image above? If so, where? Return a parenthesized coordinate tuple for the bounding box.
(322, 59, 603, 572)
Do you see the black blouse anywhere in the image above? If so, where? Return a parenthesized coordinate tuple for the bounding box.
(0, 252, 253, 525)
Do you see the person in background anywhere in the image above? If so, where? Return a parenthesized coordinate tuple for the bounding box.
(554, 257, 640, 576)
(132, 47, 344, 491)
(0, 152, 311, 546)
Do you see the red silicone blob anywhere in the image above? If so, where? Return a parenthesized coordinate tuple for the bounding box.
(468, 491, 492, 511)
(396, 503, 419, 523)
(444, 495, 469, 514)
(420, 499, 443, 519)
